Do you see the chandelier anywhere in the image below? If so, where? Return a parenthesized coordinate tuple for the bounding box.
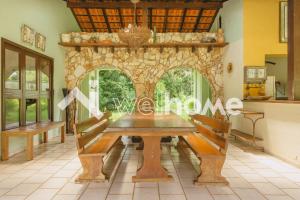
(118, 0, 152, 49)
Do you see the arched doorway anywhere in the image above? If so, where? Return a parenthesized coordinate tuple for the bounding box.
(77, 67, 136, 121)
(155, 67, 212, 118)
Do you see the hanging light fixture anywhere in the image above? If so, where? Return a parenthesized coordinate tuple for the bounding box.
(118, 0, 152, 50)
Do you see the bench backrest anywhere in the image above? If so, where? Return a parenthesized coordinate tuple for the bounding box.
(190, 114, 231, 153)
(73, 112, 111, 153)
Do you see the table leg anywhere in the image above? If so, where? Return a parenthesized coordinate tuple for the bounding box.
(61, 125, 65, 143)
(132, 136, 172, 182)
(27, 135, 34, 160)
(43, 132, 48, 143)
(1, 134, 9, 161)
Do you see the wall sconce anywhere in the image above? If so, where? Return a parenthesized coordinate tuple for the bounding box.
(227, 63, 233, 73)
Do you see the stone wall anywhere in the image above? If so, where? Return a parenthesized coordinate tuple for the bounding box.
(62, 32, 225, 130)
(64, 33, 224, 100)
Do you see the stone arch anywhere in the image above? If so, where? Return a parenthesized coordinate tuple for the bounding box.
(65, 47, 223, 101)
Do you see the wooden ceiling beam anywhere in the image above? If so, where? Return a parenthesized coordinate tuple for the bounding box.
(180, 9, 187, 32)
(67, 1, 223, 9)
(102, 9, 112, 33)
(193, 9, 203, 32)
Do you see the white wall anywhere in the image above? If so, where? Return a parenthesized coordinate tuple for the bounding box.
(237, 102, 300, 166)
(222, 0, 244, 101)
(0, 0, 79, 156)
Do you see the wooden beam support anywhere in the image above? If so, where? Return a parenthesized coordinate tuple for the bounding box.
(87, 9, 96, 32)
(102, 9, 112, 33)
(67, 1, 223, 9)
(163, 9, 169, 33)
(193, 9, 204, 32)
(208, 8, 220, 32)
(180, 9, 187, 32)
(118, 8, 124, 28)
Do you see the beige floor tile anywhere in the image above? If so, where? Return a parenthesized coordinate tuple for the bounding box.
(233, 188, 266, 200)
(0, 178, 25, 189)
(79, 189, 108, 200)
(133, 187, 159, 200)
(26, 189, 58, 200)
(0, 189, 9, 196)
(6, 184, 39, 196)
(106, 194, 132, 200)
(109, 182, 134, 195)
(241, 173, 268, 183)
(265, 195, 294, 200)
(59, 183, 87, 195)
(53, 169, 78, 178)
(252, 183, 285, 195)
(282, 188, 300, 199)
(160, 194, 187, 200)
(212, 194, 240, 200)
(184, 187, 213, 200)
(227, 177, 254, 188)
(267, 178, 300, 189)
(41, 178, 68, 189)
(23, 174, 52, 184)
(206, 185, 234, 195)
(0, 195, 27, 200)
(159, 182, 184, 195)
(114, 172, 135, 183)
(135, 182, 158, 188)
(87, 182, 110, 189)
(52, 195, 80, 200)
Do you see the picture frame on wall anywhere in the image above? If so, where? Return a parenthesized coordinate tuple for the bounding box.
(35, 33, 46, 51)
(21, 24, 35, 45)
(280, 1, 288, 43)
(244, 67, 267, 83)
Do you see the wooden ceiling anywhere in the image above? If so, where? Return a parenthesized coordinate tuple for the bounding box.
(64, 0, 227, 33)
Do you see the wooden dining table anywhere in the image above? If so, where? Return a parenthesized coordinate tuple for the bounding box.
(103, 113, 196, 182)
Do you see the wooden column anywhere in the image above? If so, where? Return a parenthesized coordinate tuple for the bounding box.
(288, 0, 300, 100)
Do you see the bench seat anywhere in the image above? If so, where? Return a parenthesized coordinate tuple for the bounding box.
(1, 121, 65, 161)
(74, 112, 123, 183)
(179, 114, 231, 185)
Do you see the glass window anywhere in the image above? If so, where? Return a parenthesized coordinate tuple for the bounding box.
(5, 99, 20, 129)
(40, 98, 50, 121)
(4, 49, 20, 89)
(40, 59, 50, 91)
(25, 56, 37, 90)
(26, 99, 37, 124)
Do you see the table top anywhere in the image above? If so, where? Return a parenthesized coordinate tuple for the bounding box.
(104, 113, 196, 137)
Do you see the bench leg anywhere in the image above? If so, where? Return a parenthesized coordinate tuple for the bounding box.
(61, 125, 65, 143)
(1, 134, 9, 161)
(27, 135, 34, 161)
(76, 154, 107, 183)
(43, 132, 48, 143)
(195, 156, 228, 185)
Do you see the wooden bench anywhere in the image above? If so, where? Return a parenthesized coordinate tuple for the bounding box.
(74, 112, 123, 183)
(179, 114, 231, 184)
(1, 121, 65, 161)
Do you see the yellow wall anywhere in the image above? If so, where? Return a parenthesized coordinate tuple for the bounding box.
(244, 0, 288, 66)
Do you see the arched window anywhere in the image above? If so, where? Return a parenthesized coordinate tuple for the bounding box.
(155, 67, 212, 118)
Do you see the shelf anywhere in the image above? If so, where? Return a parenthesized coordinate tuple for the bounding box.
(58, 42, 229, 53)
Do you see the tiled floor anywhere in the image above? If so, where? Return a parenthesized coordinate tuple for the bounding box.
(0, 136, 300, 200)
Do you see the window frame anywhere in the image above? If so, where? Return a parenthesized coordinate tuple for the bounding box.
(1, 38, 54, 130)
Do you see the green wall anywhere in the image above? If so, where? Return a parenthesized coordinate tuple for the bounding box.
(0, 0, 79, 156)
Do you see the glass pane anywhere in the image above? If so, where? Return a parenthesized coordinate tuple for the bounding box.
(26, 99, 37, 124)
(4, 49, 20, 89)
(25, 56, 37, 90)
(40, 59, 50, 91)
(40, 98, 49, 121)
(5, 99, 20, 129)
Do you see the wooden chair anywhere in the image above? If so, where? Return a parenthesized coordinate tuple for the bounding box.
(179, 114, 231, 184)
(73, 112, 123, 183)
